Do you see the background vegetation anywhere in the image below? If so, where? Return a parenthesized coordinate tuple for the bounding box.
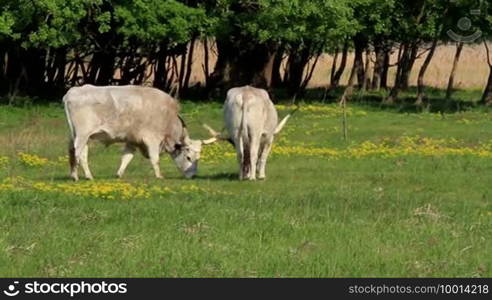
(0, 0, 491, 105)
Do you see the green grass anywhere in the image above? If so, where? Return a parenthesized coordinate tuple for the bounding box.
(0, 97, 491, 277)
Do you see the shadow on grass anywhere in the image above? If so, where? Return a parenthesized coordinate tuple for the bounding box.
(275, 86, 485, 115)
(194, 172, 238, 181)
(1, 86, 487, 115)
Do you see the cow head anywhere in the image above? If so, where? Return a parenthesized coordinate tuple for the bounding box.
(170, 117, 218, 178)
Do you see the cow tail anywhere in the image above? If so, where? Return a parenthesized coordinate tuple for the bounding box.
(238, 94, 250, 178)
(63, 98, 75, 141)
(63, 97, 76, 169)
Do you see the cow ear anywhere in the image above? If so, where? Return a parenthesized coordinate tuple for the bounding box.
(165, 142, 182, 153)
(180, 126, 192, 146)
(162, 136, 181, 153)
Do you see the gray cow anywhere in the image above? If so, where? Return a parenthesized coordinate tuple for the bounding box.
(63, 85, 217, 181)
(206, 86, 295, 180)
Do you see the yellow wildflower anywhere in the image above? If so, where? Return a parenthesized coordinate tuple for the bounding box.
(18, 152, 49, 167)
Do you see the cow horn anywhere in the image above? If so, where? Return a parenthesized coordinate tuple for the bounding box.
(201, 123, 221, 145)
(274, 105, 300, 134)
(202, 124, 220, 138)
(201, 137, 218, 145)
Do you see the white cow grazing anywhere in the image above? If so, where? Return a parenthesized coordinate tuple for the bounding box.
(211, 86, 294, 180)
(63, 85, 217, 181)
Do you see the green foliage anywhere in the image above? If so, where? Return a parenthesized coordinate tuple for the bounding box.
(0, 0, 489, 49)
(0, 0, 207, 49)
(350, 0, 396, 37)
(114, 0, 208, 46)
(209, 0, 357, 49)
(0, 0, 96, 48)
(0, 0, 491, 97)
(0, 10, 14, 37)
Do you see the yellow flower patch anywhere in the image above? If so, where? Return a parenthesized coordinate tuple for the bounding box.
(18, 152, 49, 167)
(0, 177, 231, 200)
(272, 136, 492, 159)
(200, 143, 235, 164)
(0, 156, 9, 168)
(276, 104, 354, 117)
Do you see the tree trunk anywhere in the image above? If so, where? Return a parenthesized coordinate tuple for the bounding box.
(6, 46, 46, 97)
(361, 48, 372, 92)
(271, 44, 285, 88)
(45, 48, 57, 85)
(445, 42, 464, 101)
(209, 38, 277, 91)
(372, 42, 385, 91)
(301, 48, 322, 91)
(330, 40, 349, 90)
(88, 50, 116, 86)
(353, 35, 366, 87)
(339, 55, 359, 105)
(5, 47, 22, 99)
(178, 45, 187, 92)
(384, 43, 411, 104)
(381, 49, 390, 89)
(393, 43, 405, 88)
(481, 42, 492, 106)
(182, 36, 197, 93)
(401, 43, 419, 90)
(57, 49, 67, 84)
(330, 48, 339, 86)
(119, 51, 136, 85)
(482, 68, 492, 106)
(154, 42, 169, 90)
(0, 46, 8, 94)
(285, 43, 312, 96)
(45, 47, 67, 94)
(202, 38, 211, 88)
(415, 39, 438, 106)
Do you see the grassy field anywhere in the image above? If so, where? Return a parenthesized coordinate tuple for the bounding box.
(0, 93, 491, 277)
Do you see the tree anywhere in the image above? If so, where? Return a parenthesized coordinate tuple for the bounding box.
(114, 0, 207, 92)
(0, 0, 94, 97)
(384, 0, 445, 104)
(349, 0, 396, 90)
(0, 0, 207, 98)
(482, 41, 492, 105)
(207, 0, 355, 93)
(475, 1, 492, 105)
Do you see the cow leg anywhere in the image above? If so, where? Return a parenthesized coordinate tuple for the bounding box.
(146, 142, 163, 179)
(117, 144, 136, 178)
(257, 140, 273, 180)
(70, 135, 90, 181)
(80, 144, 93, 180)
(235, 137, 245, 180)
(248, 135, 260, 181)
(68, 139, 78, 181)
